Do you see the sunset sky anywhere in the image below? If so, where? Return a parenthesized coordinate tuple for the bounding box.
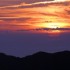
(0, 0, 70, 31)
(0, 0, 70, 57)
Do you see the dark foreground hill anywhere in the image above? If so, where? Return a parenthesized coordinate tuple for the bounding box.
(0, 51, 70, 70)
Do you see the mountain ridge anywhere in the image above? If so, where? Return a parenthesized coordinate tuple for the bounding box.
(0, 51, 70, 70)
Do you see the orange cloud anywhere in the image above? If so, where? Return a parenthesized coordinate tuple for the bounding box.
(0, 1, 70, 31)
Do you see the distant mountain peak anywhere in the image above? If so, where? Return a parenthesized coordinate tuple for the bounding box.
(0, 53, 6, 57)
(33, 51, 50, 55)
(55, 50, 70, 54)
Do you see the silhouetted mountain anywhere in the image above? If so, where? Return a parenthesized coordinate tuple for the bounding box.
(0, 51, 70, 70)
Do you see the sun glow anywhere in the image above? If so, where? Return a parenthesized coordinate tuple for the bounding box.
(47, 23, 59, 29)
(46, 22, 67, 29)
(34, 22, 69, 29)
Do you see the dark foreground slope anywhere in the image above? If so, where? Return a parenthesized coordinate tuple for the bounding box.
(0, 51, 70, 70)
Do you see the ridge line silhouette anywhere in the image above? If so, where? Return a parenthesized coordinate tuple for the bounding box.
(0, 51, 70, 70)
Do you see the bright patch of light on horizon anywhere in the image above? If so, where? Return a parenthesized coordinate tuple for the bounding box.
(44, 22, 68, 29)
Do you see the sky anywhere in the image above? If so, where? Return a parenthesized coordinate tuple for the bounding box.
(0, 0, 70, 57)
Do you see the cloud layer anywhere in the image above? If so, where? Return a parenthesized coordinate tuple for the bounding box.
(0, 0, 70, 31)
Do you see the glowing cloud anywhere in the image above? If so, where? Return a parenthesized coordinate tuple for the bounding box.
(54, 0, 66, 2)
(0, 0, 69, 9)
(0, 0, 70, 31)
(46, 22, 68, 28)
